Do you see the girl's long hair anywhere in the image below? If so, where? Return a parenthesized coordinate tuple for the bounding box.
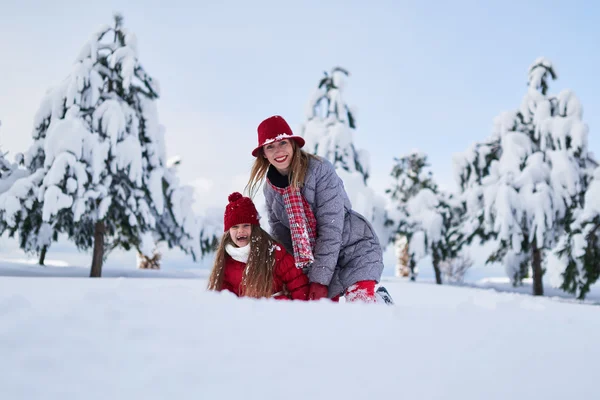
(245, 140, 318, 198)
(207, 231, 230, 292)
(207, 225, 279, 299)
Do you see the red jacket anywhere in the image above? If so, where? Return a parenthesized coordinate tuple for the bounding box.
(221, 245, 309, 300)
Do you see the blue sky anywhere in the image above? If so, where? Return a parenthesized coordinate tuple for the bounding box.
(1, 0, 598, 271)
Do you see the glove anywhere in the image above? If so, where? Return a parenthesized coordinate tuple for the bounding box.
(308, 282, 329, 300)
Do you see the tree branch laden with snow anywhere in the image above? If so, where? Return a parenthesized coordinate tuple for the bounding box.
(300, 67, 392, 245)
(453, 57, 596, 296)
(1, 14, 209, 274)
(386, 151, 465, 283)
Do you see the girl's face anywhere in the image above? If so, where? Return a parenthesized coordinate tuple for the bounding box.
(263, 139, 293, 175)
(229, 223, 252, 247)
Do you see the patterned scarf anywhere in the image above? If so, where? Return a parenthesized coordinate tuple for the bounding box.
(268, 180, 317, 268)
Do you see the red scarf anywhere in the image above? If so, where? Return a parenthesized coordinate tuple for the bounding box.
(268, 180, 317, 268)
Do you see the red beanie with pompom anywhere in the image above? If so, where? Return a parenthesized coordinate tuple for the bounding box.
(223, 192, 260, 231)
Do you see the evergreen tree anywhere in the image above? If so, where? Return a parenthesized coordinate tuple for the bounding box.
(303, 67, 365, 180)
(0, 121, 49, 263)
(0, 121, 24, 193)
(2, 14, 205, 276)
(138, 156, 220, 268)
(386, 151, 464, 283)
(454, 58, 594, 295)
(387, 151, 437, 203)
(301, 67, 391, 244)
(554, 166, 600, 299)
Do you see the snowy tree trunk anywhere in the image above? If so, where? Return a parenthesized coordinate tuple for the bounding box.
(38, 246, 47, 266)
(409, 259, 417, 281)
(401, 245, 409, 276)
(432, 250, 442, 285)
(394, 235, 410, 277)
(531, 242, 544, 296)
(90, 221, 105, 278)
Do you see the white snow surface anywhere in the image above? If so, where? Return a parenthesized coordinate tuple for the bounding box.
(0, 264, 598, 400)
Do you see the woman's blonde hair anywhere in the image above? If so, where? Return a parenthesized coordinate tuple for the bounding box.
(245, 140, 318, 198)
(207, 225, 279, 298)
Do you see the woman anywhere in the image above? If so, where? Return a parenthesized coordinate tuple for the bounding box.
(246, 115, 392, 303)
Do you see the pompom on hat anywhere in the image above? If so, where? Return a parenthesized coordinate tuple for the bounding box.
(252, 115, 305, 157)
(223, 192, 260, 231)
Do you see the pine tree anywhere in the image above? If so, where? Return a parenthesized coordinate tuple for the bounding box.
(150, 156, 206, 261)
(3, 14, 205, 276)
(386, 151, 464, 283)
(0, 121, 12, 176)
(454, 58, 594, 296)
(139, 156, 220, 268)
(0, 121, 22, 190)
(386, 152, 433, 280)
(301, 67, 391, 244)
(303, 67, 365, 179)
(0, 121, 49, 263)
(554, 166, 600, 299)
(387, 152, 437, 204)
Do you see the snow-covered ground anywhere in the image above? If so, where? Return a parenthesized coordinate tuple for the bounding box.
(1, 262, 598, 400)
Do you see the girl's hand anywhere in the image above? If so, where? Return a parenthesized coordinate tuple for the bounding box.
(308, 282, 329, 300)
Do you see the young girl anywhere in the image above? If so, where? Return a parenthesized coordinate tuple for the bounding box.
(207, 192, 309, 300)
(246, 115, 393, 304)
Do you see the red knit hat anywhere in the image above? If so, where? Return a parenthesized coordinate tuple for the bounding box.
(252, 115, 305, 157)
(223, 192, 260, 231)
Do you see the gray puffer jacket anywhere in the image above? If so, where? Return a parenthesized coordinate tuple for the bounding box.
(263, 156, 384, 298)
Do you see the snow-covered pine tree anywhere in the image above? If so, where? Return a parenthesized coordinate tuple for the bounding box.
(150, 157, 202, 261)
(454, 58, 593, 296)
(3, 14, 203, 277)
(386, 151, 432, 280)
(0, 121, 50, 264)
(302, 68, 364, 178)
(0, 121, 23, 190)
(0, 121, 11, 175)
(386, 151, 437, 204)
(199, 218, 220, 255)
(552, 166, 600, 299)
(139, 156, 220, 269)
(301, 67, 391, 244)
(0, 120, 22, 218)
(386, 151, 464, 283)
(0, 170, 52, 265)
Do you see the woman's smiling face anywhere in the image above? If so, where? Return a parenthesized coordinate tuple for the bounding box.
(263, 139, 293, 175)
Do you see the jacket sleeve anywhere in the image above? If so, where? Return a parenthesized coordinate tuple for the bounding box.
(274, 247, 309, 301)
(264, 186, 293, 255)
(308, 160, 345, 287)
